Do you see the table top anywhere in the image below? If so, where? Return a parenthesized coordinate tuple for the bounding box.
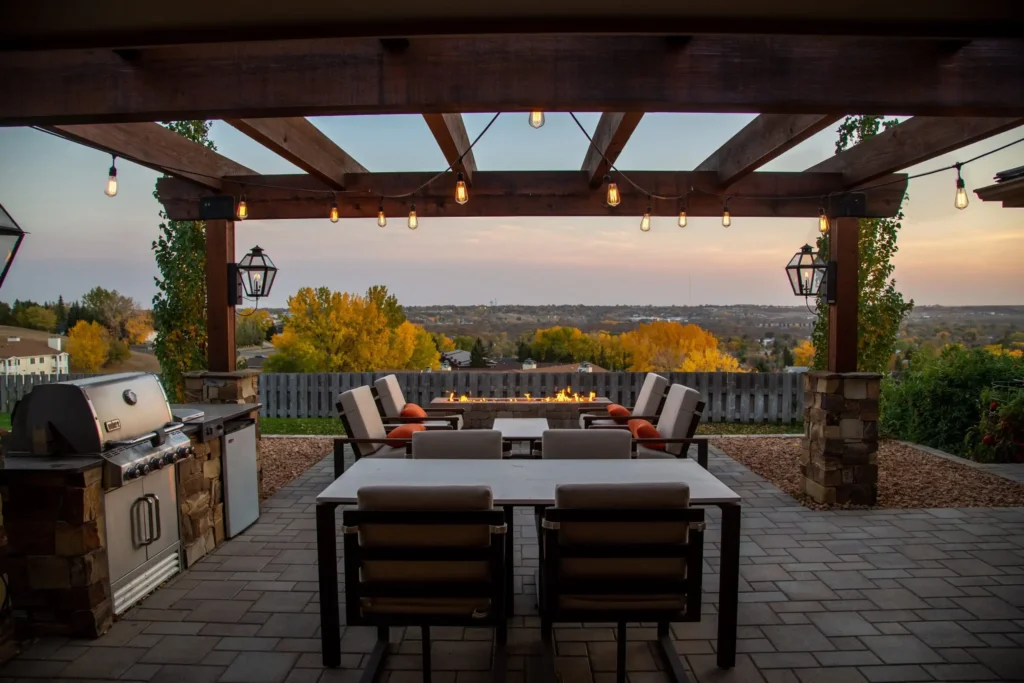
(492, 417, 549, 439)
(318, 458, 741, 506)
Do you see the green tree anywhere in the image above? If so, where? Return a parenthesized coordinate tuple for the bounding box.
(365, 285, 406, 328)
(52, 295, 69, 333)
(81, 286, 136, 339)
(811, 116, 915, 373)
(453, 335, 476, 352)
(469, 338, 489, 368)
(16, 305, 57, 331)
(152, 121, 212, 401)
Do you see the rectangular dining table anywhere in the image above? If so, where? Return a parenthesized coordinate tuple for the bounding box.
(316, 457, 742, 670)
(492, 417, 549, 456)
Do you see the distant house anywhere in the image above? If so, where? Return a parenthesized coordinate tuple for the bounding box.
(521, 358, 537, 370)
(0, 336, 70, 376)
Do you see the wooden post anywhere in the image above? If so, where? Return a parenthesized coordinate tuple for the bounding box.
(827, 216, 858, 372)
(206, 219, 236, 372)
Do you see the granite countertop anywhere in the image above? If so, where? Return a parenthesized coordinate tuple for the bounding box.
(0, 455, 103, 474)
(172, 403, 261, 442)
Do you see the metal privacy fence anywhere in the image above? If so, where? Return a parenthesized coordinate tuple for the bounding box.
(259, 371, 807, 423)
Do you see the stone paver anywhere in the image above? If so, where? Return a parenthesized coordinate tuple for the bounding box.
(3, 444, 1024, 683)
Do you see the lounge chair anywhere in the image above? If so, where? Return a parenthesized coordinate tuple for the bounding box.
(537, 482, 705, 683)
(343, 485, 508, 683)
(631, 384, 708, 467)
(373, 374, 464, 429)
(412, 430, 504, 459)
(579, 372, 669, 429)
(333, 386, 413, 478)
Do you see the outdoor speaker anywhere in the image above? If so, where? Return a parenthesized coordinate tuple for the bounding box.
(199, 195, 237, 220)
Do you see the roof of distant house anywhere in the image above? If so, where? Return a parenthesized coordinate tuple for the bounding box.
(0, 338, 66, 359)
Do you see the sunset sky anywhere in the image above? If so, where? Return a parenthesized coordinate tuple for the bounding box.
(1, 115, 1021, 308)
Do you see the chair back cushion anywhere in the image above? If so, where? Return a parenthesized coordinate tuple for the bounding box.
(373, 375, 406, 417)
(339, 386, 386, 456)
(400, 403, 428, 422)
(411, 430, 503, 459)
(605, 403, 631, 418)
(633, 373, 669, 416)
(542, 429, 631, 459)
(654, 384, 702, 456)
(553, 482, 691, 583)
(385, 423, 426, 447)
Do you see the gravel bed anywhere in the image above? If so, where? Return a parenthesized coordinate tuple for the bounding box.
(711, 437, 1024, 510)
(259, 437, 333, 500)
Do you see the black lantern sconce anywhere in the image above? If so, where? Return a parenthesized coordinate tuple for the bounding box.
(786, 244, 834, 304)
(228, 246, 278, 306)
(0, 203, 26, 292)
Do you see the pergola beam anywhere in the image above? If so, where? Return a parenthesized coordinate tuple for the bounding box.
(225, 118, 367, 189)
(4, 36, 1023, 126)
(806, 116, 1024, 187)
(45, 123, 254, 189)
(157, 171, 908, 221)
(582, 113, 645, 188)
(695, 115, 841, 188)
(422, 114, 478, 184)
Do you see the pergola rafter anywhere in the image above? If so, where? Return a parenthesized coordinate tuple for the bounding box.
(45, 122, 254, 190)
(3, 36, 1023, 126)
(422, 114, 478, 184)
(581, 113, 645, 188)
(805, 116, 1024, 187)
(225, 117, 367, 189)
(695, 115, 841, 188)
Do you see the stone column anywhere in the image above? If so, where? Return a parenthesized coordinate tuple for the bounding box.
(802, 371, 881, 506)
(179, 370, 261, 566)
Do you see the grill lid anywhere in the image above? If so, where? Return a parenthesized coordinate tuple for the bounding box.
(7, 372, 173, 455)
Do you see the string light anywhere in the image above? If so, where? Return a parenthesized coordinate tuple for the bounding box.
(529, 111, 546, 129)
(329, 197, 339, 223)
(104, 155, 118, 197)
(605, 175, 621, 207)
(408, 202, 418, 230)
(377, 202, 387, 228)
(640, 202, 652, 232)
(678, 200, 687, 228)
(722, 199, 731, 228)
(454, 173, 469, 205)
(818, 207, 830, 235)
(954, 164, 969, 210)
(236, 193, 248, 220)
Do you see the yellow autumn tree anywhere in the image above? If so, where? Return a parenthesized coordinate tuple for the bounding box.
(407, 325, 442, 370)
(618, 321, 741, 372)
(67, 321, 110, 372)
(124, 311, 154, 345)
(793, 340, 816, 367)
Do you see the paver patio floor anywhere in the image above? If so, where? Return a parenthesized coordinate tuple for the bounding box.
(4, 445, 1024, 683)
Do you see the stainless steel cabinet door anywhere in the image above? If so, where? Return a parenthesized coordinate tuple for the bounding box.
(142, 466, 180, 559)
(223, 424, 260, 537)
(104, 478, 148, 583)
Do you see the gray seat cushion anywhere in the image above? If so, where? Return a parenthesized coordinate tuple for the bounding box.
(412, 430, 503, 459)
(373, 375, 406, 418)
(542, 429, 631, 459)
(339, 386, 387, 457)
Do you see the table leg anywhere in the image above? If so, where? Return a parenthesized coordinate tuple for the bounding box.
(717, 502, 741, 669)
(317, 503, 341, 667)
(503, 504, 515, 616)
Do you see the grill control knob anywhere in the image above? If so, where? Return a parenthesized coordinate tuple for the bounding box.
(150, 457, 165, 470)
(124, 467, 139, 480)
(164, 452, 178, 465)
(177, 446, 191, 461)
(137, 463, 151, 476)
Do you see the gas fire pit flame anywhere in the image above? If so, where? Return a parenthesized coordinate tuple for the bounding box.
(446, 387, 597, 403)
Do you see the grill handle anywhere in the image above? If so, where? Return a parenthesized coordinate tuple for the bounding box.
(144, 494, 161, 543)
(107, 422, 185, 449)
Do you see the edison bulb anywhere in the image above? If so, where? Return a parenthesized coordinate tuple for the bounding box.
(408, 206, 419, 230)
(818, 210, 829, 235)
(955, 178, 969, 210)
(722, 209, 731, 227)
(640, 208, 652, 232)
(104, 168, 118, 197)
(678, 211, 687, 228)
(236, 195, 248, 220)
(329, 201, 339, 223)
(529, 111, 545, 129)
(454, 173, 469, 205)
(606, 181, 621, 207)
(377, 205, 387, 228)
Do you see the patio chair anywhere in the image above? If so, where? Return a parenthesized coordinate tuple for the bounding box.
(579, 372, 668, 429)
(541, 429, 632, 459)
(333, 386, 414, 478)
(537, 482, 704, 683)
(412, 430, 503, 459)
(631, 384, 709, 468)
(343, 485, 508, 683)
(373, 374, 464, 430)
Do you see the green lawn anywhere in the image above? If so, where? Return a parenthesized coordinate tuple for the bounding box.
(257, 416, 801, 437)
(0, 413, 10, 431)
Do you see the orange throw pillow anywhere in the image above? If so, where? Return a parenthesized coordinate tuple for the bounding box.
(606, 403, 631, 418)
(628, 419, 666, 450)
(384, 423, 426, 447)
(401, 403, 429, 422)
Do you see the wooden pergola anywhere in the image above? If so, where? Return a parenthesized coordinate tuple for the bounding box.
(3, 1, 1023, 381)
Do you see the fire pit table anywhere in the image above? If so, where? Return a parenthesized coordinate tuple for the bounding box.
(430, 391, 611, 429)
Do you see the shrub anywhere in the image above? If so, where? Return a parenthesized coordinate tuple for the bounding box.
(968, 386, 1024, 463)
(106, 339, 132, 364)
(880, 345, 1024, 457)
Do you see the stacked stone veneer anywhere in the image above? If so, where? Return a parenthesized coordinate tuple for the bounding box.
(802, 371, 882, 506)
(0, 465, 111, 638)
(429, 398, 610, 429)
(180, 370, 261, 567)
